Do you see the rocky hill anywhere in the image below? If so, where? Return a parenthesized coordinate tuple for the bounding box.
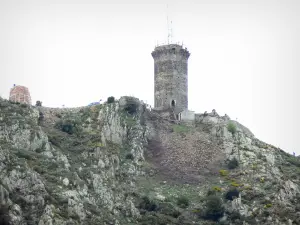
(0, 96, 299, 225)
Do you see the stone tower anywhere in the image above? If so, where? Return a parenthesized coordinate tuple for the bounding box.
(151, 44, 190, 114)
(9, 85, 32, 105)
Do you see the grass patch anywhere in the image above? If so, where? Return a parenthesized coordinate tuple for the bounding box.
(176, 196, 190, 208)
(172, 124, 190, 133)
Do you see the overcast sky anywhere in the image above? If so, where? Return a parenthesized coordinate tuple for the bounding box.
(0, 0, 299, 155)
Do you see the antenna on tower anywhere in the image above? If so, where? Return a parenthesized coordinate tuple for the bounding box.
(170, 20, 173, 44)
(167, 4, 169, 44)
(166, 4, 173, 44)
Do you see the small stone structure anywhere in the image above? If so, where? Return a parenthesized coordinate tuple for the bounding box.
(9, 85, 32, 105)
(178, 109, 195, 121)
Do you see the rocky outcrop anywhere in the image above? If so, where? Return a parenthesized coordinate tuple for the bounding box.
(0, 97, 149, 224)
(0, 97, 299, 225)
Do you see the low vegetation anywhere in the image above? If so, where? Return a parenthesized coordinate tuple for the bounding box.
(107, 96, 115, 103)
(172, 124, 190, 133)
(176, 196, 190, 208)
(225, 188, 240, 201)
(227, 157, 239, 169)
(35, 101, 42, 106)
(227, 121, 237, 135)
(202, 195, 225, 221)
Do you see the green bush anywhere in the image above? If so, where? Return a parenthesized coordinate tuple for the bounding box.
(227, 157, 239, 169)
(176, 196, 190, 208)
(219, 169, 229, 176)
(55, 118, 82, 135)
(125, 153, 134, 160)
(124, 103, 138, 115)
(225, 188, 239, 201)
(20, 103, 28, 108)
(227, 122, 237, 135)
(138, 196, 158, 212)
(203, 195, 225, 221)
(107, 96, 115, 104)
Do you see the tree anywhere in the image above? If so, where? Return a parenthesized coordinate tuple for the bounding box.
(36, 101, 42, 107)
(107, 96, 115, 104)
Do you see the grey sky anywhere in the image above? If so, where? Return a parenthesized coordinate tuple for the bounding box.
(0, 0, 299, 155)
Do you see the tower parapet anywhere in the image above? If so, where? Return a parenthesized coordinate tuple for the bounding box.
(151, 44, 190, 60)
(151, 44, 190, 115)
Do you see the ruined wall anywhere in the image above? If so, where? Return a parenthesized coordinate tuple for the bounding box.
(151, 44, 190, 114)
(9, 85, 32, 105)
(179, 109, 195, 121)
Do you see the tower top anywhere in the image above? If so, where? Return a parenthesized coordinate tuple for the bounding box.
(151, 44, 190, 60)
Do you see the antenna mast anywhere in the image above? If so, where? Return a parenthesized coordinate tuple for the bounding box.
(167, 4, 173, 44)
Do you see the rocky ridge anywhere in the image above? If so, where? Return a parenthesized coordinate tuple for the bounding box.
(0, 96, 299, 225)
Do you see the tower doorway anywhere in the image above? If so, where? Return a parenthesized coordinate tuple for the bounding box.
(171, 100, 176, 107)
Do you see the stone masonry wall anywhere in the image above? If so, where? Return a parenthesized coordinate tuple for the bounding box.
(151, 44, 190, 114)
(9, 85, 32, 105)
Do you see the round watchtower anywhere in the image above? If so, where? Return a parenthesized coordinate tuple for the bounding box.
(9, 85, 32, 105)
(151, 44, 190, 114)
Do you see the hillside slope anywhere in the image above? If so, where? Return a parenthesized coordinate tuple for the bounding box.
(0, 97, 299, 225)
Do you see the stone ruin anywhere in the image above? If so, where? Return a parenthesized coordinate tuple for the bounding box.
(9, 85, 32, 105)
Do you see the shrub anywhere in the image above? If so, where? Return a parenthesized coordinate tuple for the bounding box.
(207, 189, 217, 196)
(219, 170, 229, 176)
(228, 211, 242, 221)
(227, 122, 237, 135)
(107, 96, 115, 104)
(177, 196, 190, 208)
(227, 157, 239, 169)
(213, 186, 222, 192)
(125, 153, 134, 160)
(36, 101, 42, 106)
(61, 122, 74, 134)
(264, 204, 272, 208)
(159, 202, 181, 218)
(203, 195, 225, 221)
(0, 204, 10, 225)
(124, 103, 138, 115)
(55, 118, 82, 135)
(225, 188, 240, 201)
(139, 196, 158, 212)
(38, 111, 44, 123)
(230, 181, 241, 187)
